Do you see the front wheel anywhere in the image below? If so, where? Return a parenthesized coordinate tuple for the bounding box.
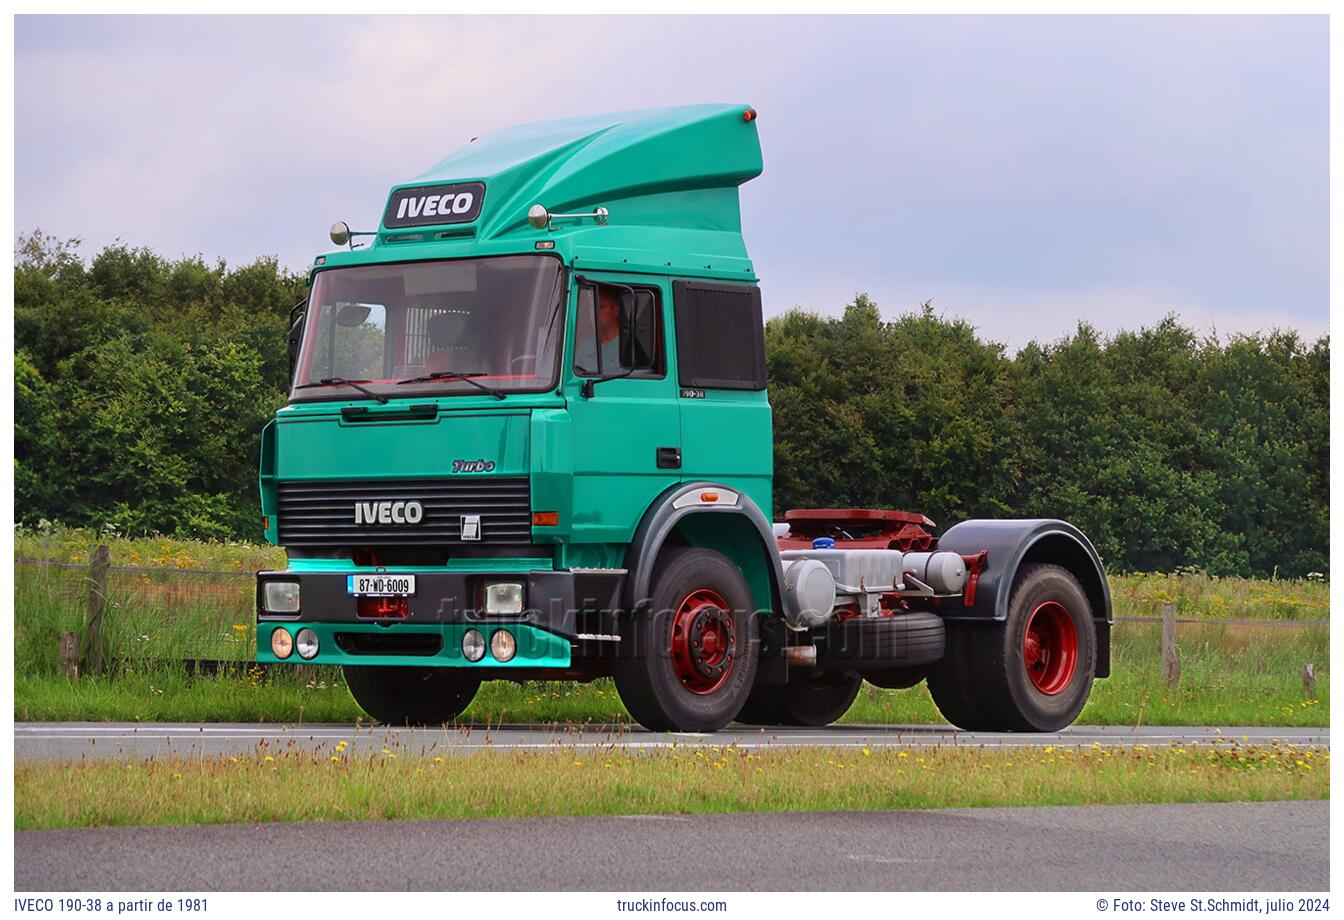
(343, 665, 481, 726)
(928, 564, 1096, 732)
(613, 547, 758, 732)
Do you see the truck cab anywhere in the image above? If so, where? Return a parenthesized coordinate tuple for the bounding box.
(257, 104, 1111, 733)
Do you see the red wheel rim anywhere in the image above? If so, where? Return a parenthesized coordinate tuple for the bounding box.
(1023, 601, 1078, 695)
(669, 588, 736, 695)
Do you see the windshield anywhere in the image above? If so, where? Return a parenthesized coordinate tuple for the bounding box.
(290, 255, 564, 401)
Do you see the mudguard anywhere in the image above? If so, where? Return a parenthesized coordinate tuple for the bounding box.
(935, 518, 1112, 677)
(623, 481, 784, 616)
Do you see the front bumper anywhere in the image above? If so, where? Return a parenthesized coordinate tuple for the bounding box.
(256, 568, 622, 669)
(258, 621, 572, 668)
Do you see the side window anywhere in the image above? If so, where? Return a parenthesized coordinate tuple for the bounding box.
(573, 282, 664, 378)
(671, 280, 766, 390)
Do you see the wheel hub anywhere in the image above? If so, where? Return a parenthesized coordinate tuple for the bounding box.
(670, 588, 736, 695)
(1023, 600, 1079, 696)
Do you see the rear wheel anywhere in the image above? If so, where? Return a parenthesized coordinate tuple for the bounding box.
(777, 670, 863, 726)
(736, 670, 862, 727)
(928, 564, 1096, 732)
(735, 682, 788, 725)
(613, 547, 758, 732)
(343, 665, 481, 726)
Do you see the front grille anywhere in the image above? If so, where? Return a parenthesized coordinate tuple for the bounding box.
(277, 477, 531, 548)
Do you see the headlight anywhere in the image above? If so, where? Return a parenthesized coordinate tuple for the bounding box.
(490, 629, 516, 662)
(483, 582, 525, 615)
(263, 581, 301, 614)
(295, 628, 319, 660)
(270, 628, 293, 659)
(461, 629, 486, 662)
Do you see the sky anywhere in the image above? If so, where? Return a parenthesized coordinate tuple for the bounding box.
(14, 14, 1329, 349)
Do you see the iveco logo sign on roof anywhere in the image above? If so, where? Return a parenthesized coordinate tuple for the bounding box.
(383, 182, 486, 229)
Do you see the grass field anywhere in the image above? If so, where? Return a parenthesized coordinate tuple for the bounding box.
(13, 741, 1327, 829)
(14, 528, 1330, 727)
(15, 617, 1328, 727)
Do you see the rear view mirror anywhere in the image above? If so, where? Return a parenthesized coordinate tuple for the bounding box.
(286, 305, 306, 383)
(336, 302, 372, 327)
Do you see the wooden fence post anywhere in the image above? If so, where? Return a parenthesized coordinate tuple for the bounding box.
(1161, 602, 1181, 689)
(59, 631, 80, 679)
(1302, 663, 1316, 699)
(81, 544, 112, 675)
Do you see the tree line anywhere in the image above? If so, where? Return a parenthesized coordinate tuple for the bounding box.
(14, 233, 1329, 577)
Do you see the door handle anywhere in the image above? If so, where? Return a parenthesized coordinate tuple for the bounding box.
(656, 447, 682, 470)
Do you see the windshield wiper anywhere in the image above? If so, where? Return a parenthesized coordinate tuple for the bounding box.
(395, 370, 506, 400)
(293, 377, 389, 404)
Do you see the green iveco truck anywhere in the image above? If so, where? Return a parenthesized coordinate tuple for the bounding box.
(256, 103, 1111, 733)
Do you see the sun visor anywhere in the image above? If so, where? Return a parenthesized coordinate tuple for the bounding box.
(401, 261, 479, 296)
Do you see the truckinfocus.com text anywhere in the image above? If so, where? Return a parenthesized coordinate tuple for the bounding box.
(615, 898, 729, 912)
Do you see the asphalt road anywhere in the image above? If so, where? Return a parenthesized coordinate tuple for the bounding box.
(15, 800, 1328, 891)
(14, 721, 1327, 762)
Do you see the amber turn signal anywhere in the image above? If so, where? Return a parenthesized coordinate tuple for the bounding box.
(532, 511, 559, 526)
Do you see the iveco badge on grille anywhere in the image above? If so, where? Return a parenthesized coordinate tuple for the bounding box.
(353, 500, 424, 525)
(461, 514, 482, 541)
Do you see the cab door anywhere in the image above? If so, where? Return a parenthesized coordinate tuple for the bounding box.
(671, 279, 774, 518)
(564, 274, 681, 544)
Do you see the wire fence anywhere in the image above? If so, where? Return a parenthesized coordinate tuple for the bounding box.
(15, 553, 1329, 678)
(15, 557, 258, 673)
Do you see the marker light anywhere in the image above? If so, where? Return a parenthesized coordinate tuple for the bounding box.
(491, 630, 517, 663)
(295, 628, 319, 660)
(700, 491, 719, 503)
(462, 629, 486, 662)
(484, 582, 525, 615)
(532, 511, 559, 526)
(263, 581, 301, 614)
(270, 628, 293, 659)
(743, 107, 757, 122)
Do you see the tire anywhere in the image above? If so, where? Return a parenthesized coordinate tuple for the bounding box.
(735, 681, 789, 725)
(343, 665, 481, 726)
(929, 564, 1096, 732)
(927, 621, 996, 730)
(817, 611, 945, 668)
(613, 547, 759, 732)
(736, 670, 862, 727)
(776, 670, 862, 726)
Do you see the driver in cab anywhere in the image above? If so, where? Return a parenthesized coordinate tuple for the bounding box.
(573, 286, 623, 376)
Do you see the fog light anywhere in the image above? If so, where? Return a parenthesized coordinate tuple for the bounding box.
(462, 629, 486, 662)
(263, 581, 300, 614)
(295, 627, 319, 660)
(270, 628, 293, 659)
(490, 629, 517, 662)
(484, 582, 524, 615)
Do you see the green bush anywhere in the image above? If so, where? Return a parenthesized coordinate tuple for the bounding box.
(13, 234, 1329, 577)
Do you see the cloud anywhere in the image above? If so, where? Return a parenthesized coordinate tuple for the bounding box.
(15, 14, 1328, 345)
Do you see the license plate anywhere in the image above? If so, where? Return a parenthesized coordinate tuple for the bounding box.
(346, 574, 417, 597)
